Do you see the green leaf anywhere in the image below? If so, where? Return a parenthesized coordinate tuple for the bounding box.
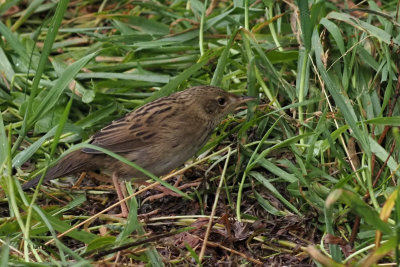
(257, 157, 297, 183)
(369, 137, 400, 178)
(11, 0, 45, 31)
(320, 18, 345, 54)
(0, 21, 30, 65)
(126, 16, 169, 35)
(326, 189, 392, 235)
(0, 112, 7, 166)
(27, 51, 98, 128)
(249, 35, 295, 100)
(86, 236, 116, 253)
(250, 171, 300, 215)
(12, 127, 56, 168)
(31, 208, 97, 243)
(76, 72, 169, 83)
(54, 194, 86, 215)
(144, 48, 223, 103)
(296, 0, 312, 51)
(117, 184, 139, 242)
(14, 0, 70, 154)
(327, 12, 400, 46)
(0, 241, 9, 267)
(211, 28, 239, 87)
(364, 116, 400, 126)
(254, 190, 286, 216)
(0, 46, 15, 83)
(312, 29, 370, 155)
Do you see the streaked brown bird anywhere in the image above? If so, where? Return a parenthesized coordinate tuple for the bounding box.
(22, 86, 254, 214)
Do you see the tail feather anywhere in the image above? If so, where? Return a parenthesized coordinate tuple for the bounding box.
(22, 150, 93, 190)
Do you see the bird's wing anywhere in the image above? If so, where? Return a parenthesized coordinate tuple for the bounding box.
(82, 98, 178, 154)
(82, 113, 159, 154)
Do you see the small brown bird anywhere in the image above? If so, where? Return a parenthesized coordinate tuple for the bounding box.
(22, 86, 254, 194)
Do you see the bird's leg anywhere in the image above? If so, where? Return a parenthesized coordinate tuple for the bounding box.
(72, 172, 87, 188)
(112, 172, 129, 218)
(142, 175, 201, 203)
(88, 171, 111, 183)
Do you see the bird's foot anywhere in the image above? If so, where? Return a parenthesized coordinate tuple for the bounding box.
(142, 176, 200, 203)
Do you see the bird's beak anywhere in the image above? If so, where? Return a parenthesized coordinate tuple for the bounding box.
(237, 95, 257, 103)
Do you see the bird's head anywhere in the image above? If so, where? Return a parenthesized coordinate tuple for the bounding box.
(181, 86, 255, 124)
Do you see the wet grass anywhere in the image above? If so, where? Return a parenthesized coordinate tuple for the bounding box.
(1, 0, 400, 266)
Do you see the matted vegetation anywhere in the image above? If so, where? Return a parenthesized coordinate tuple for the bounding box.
(1, 0, 400, 266)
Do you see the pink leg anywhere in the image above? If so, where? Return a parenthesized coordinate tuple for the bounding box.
(112, 172, 129, 218)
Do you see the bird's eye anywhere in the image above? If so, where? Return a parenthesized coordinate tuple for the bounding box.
(217, 97, 226, 106)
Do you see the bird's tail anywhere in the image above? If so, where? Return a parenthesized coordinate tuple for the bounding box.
(21, 150, 92, 190)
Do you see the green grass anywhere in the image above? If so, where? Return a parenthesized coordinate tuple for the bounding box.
(1, 0, 400, 266)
